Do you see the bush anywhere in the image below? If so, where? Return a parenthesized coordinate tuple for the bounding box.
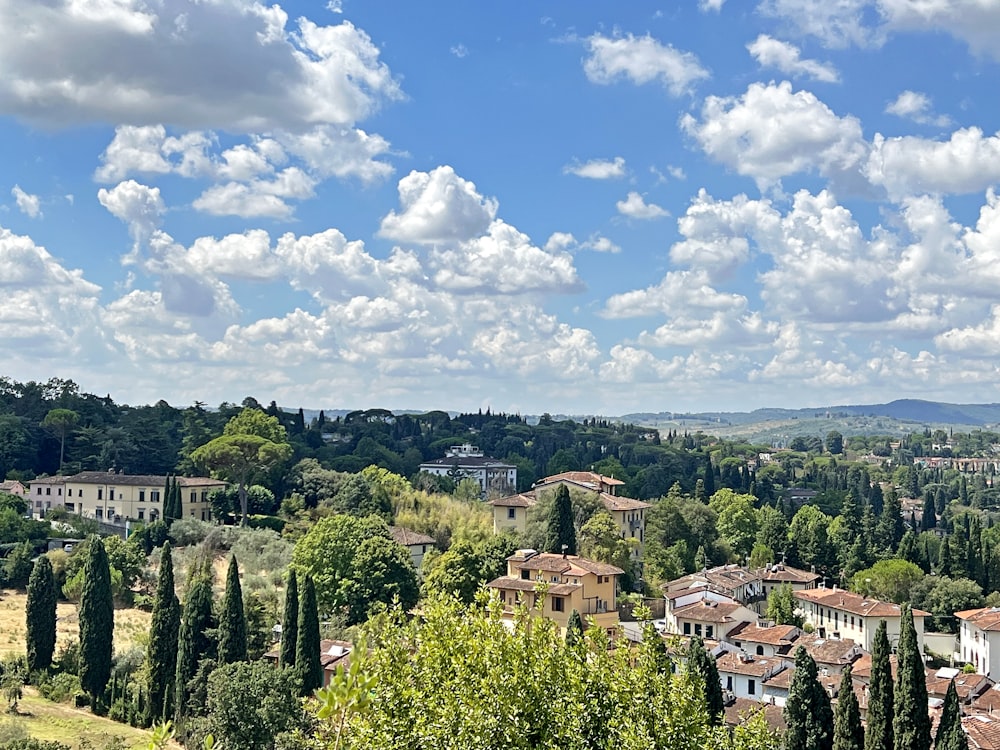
(247, 515, 286, 534)
(37, 673, 81, 703)
(168, 518, 214, 547)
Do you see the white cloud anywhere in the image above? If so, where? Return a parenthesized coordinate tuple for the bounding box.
(563, 157, 626, 180)
(747, 35, 840, 82)
(681, 81, 866, 187)
(379, 166, 498, 244)
(11, 186, 41, 218)
(583, 32, 710, 96)
(603, 268, 748, 320)
(0, 4, 402, 130)
(97, 180, 166, 246)
(616, 191, 669, 219)
(192, 167, 317, 219)
(581, 235, 622, 253)
(878, 0, 1000, 60)
(451, 44, 469, 58)
(866, 128, 1000, 200)
(699, 0, 726, 11)
(757, 0, 875, 48)
(884, 90, 951, 127)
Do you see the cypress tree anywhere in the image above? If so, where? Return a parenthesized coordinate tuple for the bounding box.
(279, 570, 298, 668)
(145, 542, 180, 724)
(174, 574, 215, 721)
(25, 555, 57, 674)
(217, 555, 247, 664)
(703, 454, 715, 496)
(934, 680, 966, 750)
(866, 620, 894, 750)
(687, 636, 723, 725)
(545, 485, 576, 555)
(79, 536, 114, 708)
(893, 605, 932, 750)
(296, 574, 322, 695)
(785, 646, 834, 750)
(565, 609, 584, 647)
(834, 665, 864, 750)
(162, 475, 172, 523)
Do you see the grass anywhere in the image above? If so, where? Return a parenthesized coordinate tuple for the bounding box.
(0, 689, 181, 749)
(0, 589, 152, 660)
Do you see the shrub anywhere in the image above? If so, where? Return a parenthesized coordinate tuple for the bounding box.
(36, 672, 81, 703)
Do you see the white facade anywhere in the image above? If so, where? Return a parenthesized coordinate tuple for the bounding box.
(794, 587, 926, 652)
(958, 608, 1000, 680)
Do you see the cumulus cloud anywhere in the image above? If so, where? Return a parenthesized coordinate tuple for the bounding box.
(747, 35, 840, 82)
(757, 0, 875, 48)
(884, 90, 952, 127)
(97, 180, 166, 247)
(878, 0, 1000, 60)
(192, 167, 316, 219)
(0, 4, 402, 130)
(583, 32, 709, 96)
(616, 191, 669, 219)
(11, 186, 41, 218)
(681, 81, 866, 187)
(699, 0, 726, 11)
(563, 157, 626, 180)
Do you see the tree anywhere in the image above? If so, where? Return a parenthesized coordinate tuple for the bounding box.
(934, 679, 967, 750)
(145, 543, 181, 724)
(191, 409, 292, 525)
(578, 512, 634, 572)
(893, 604, 932, 750)
(866, 620, 894, 750)
(42, 408, 79, 471)
(217, 556, 247, 664)
(710, 489, 759, 560)
(25, 555, 57, 673)
(565, 609, 584, 647)
(279, 571, 298, 669)
(422, 540, 483, 604)
(833, 665, 864, 750)
(175, 574, 215, 721)
(205, 661, 304, 750)
(687, 636, 724, 726)
(296, 574, 322, 695)
(766, 583, 804, 627)
(342, 536, 419, 625)
(79, 537, 114, 707)
(852, 559, 924, 604)
(785, 646, 834, 750)
(826, 431, 844, 455)
(545, 485, 576, 555)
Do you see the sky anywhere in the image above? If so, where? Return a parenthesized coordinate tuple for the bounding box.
(3, 1, 1000, 416)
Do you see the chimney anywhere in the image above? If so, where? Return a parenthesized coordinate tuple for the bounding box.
(561, 544, 568, 559)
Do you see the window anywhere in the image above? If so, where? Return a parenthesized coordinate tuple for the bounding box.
(108, 507, 115, 518)
(66, 503, 74, 512)
(98, 489, 103, 500)
(748, 679, 756, 695)
(683, 622, 691, 635)
(36, 487, 41, 495)
(706, 626, 714, 639)
(96, 509, 103, 519)
(756, 645, 764, 656)
(139, 490, 145, 502)
(45, 487, 51, 496)
(507, 508, 516, 519)
(552, 597, 565, 612)
(138, 510, 145, 520)
(695, 624, 702, 636)
(727, 676, 733, 690)
(151, 490, 160, 503)
(521, 569, 531, 581)
(58, 488, 62, 496)
(78, 490, 83, 499)
(190, 491, 196, 502)
(67, 489, 72, 497)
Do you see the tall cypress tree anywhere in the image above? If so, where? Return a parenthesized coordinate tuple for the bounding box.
(174, 574, 215, 721)
(279, 570, 298, 669)
(545, 485, 576, 555)
(834, 665, 864, 750)
(785, 646, 834, 750)
(25, 555, 57, 674)
(79, 536, 114, 708)
(866, 620, 894, 750)
(162, 475, 173, 523)
(934, 680, 966, 750)
(217, 555, 247, 664)
(687, 636, 723, 725)
(296, 574, 322, 695)
(145, 542, 180, 724)
(702, 454, 715, 497)
(893, 605, 932, 750)
(565, 609, 584, 647)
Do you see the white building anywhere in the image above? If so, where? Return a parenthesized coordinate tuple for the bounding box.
(716, 651, 786, 702)
(419, 444, 517, 497)
(793, 587, 926, 652)
(957, 607, 1000, 679)
(389, 526, 437, 572)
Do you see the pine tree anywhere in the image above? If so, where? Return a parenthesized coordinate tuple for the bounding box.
(217, 555, 247, 664)
(934, 679, 967, 750)
(565, 609, 584, 647)
(145, 542, 180, 724)
(687, 636, 723, 725)
(279, 570, 298, 669)
(545, 485, 576, 555)
(834, 665, 864, 750)
(893, 605, 932, 750)
(174, 574, 215, 721)
(79, 536, 114, 707)
(25, 555, 57, 674)
(785, 646, 834, 750)
(866, 620, 894, 750)
(296, 574, 322, 695)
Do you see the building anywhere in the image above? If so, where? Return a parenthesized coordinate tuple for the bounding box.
(958, 608, 1000, 679)
(663, 565, 766, 610)
(664, 596, 759, 642)
(419, 444, 517, 497)
(486, 493, 536, 535)
(716, 651, 786, 702)
(486, 549, 622, 635)
(755, 563, 821, 598)
(793, 587, 927, 652)
(265, 639, 352, 687)
(0, 479, 26, 497)
(28, 471, 227, 524)
(726, 623, 802, 658)
(389, 526, 437, 572)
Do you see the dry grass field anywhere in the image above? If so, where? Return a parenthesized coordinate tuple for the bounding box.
(0, 588, 152, 659)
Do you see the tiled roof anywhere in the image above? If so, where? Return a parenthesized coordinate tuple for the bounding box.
(539, 471, 625, 487)
(794, 587, 929, 618)
(665, 565, 762, 595)
(486, 576, 580, 596)
(972, 686, 1000, 714)
(925, 669, 989, 702)
(851, 652, 898, 682)
(798, 637, 860, 666)
(511, 552, 624, 577)
(49, 471, 225, 488)
(672, 599, 748, 623)
(728, 623, 801, 646)
(724, 698, 787, 732)
(420, 456, 515, 469)
(716, 651, 785, 678)
(389, 526, 436, 547)
(755, 564, 821, 585)
(598, 492, 652, 511)
(763, 665, 840, 694)
(28, 476, 66, 485)
(964, 715, 1000, 750)
(487, 493, 537, 508)
(957, 608, 1000, 632)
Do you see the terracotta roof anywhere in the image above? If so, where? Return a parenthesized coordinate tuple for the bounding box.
(755, 564, 821, 585)
(763, 665, 840, 695)
(794, 587, 929, 618)
(487, 493, 537, 508)
(47, 471, 226, 488)
(598, 492, 652, 511)
(672, 599, 749, 623)
(511, 551, 624, 577)
(489, 487, 649, 514)
(28, 476, 66, 485)
(716, 651, 785, 678)
(539, 471, 625, 487)
(964, 715, 1000, 750)
(389, 526, 436, 547)
(925, 669, 989, 702)
(728, 623, 802, 647)
(798, 637, 860, 667)
(957, 608, 1000, 632)
(486, 576, 580, 597)
(851, 652, 898, 682)
(973, 686, 1000, 715)
(665, 565, 762, 595)
(724, 698, 787, 732)
(265, 639, 352, 671)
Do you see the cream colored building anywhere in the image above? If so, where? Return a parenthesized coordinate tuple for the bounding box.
(793, 586, 927, 652)
(28, 471, 226, 524)
(487, 549, 622, 635)
(389, 526, 437, 572)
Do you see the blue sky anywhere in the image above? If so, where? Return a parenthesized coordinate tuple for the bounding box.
(3, 0, 1000, 416)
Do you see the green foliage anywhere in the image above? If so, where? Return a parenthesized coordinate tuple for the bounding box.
(565, 609, 584, 647)
(766, 583, 804, 627)
(784, 646, 833, 750)
(205, 661, 304, 750)
(217, 556, 248, 664)
(342, 535, 419, 625)
(934, 680, 967, 750)
(852, 559, 924, 604)
(279, 571, 298, 669)
(174, 574, 215, 721)
(3, 542, 34, 589)
(79, 536, 114, 705)
(579, 512, 635, 572)
(545, 485, 576, 555)
(146, 542, 180, 724)
(296, 574, 322, 695)
(893, 605, 932, 750)
(709, 489, 759, 560)
(865, 621, 894, 750)
(422, 540, 483, 604)
(833, 666, 864, 750)
(910, 575, 984, 634)
(26, 555, 57, 673)
(687, 636, 724, 726)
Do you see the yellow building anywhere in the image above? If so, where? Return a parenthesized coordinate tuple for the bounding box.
(486, 493, 535, 535)
(28, 471, 226, 524)
(487, 549, 622, 635)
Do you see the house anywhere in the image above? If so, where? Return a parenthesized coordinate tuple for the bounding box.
(793, 586, 927, 652)
(762, 664, 841, 708)
(925, 667, 989, 705)
(755, 563, 821, 598)
(0, 479, 26, 497)
(389, 526, 436, 572)
(716, 651, 786, 702)
(724, 697, 787, 732)
(486, 493, 536, 535)
(957, 608, 1000, 679)
(796, 636, 862, 676)
(486, 549, 621, 635)
(664, 596, 758, 642)
(963, 715, 1000, 750)
(725, 623, 802, 658)
(418, 444, 517, 498)
(28, 471, 227, 524)
(265, 639, 352, 687)
(663, 564, 765, 610)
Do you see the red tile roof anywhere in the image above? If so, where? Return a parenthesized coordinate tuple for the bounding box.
(957, 608, 1000, 632)
(794, 587, 929, 618)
